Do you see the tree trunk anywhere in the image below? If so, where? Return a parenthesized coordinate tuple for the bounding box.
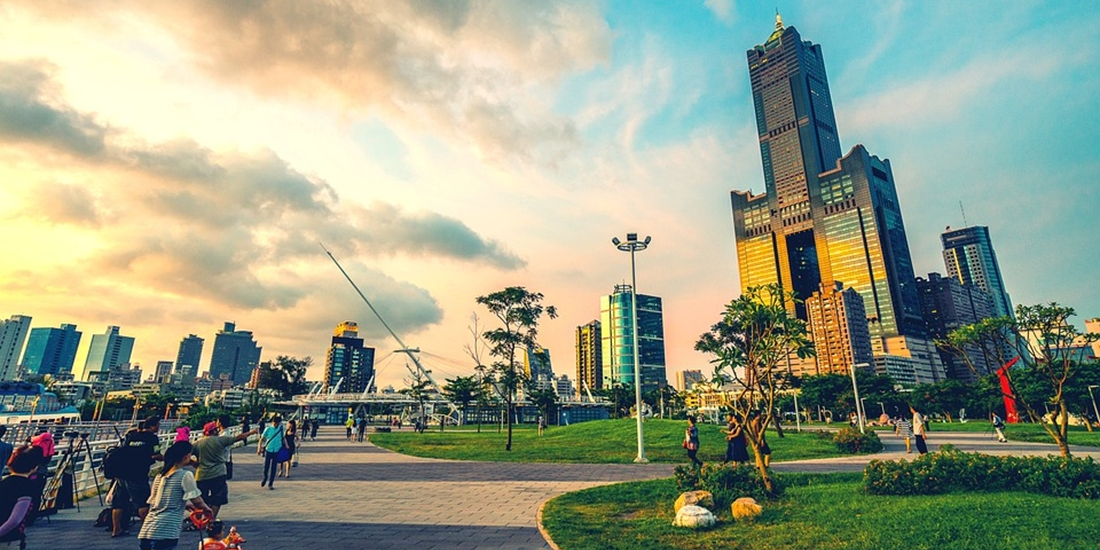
(772, 414, 785, 438)
(746, 437, 774, 495)
(476, 403, 482, 433)
(505, 396, 514, 451)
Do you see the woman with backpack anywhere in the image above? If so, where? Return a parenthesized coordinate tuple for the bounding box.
(137, 440, 212, 550)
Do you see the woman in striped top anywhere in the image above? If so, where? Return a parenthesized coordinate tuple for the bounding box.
(894, 416, 913, 453)
(138, 441, 212, 550)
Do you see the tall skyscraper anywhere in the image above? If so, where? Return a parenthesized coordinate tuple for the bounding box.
(575, 320, 603, 392)
(675, 369, 704, 392)
(804, 282, 874, 377)
(731, 16, 942, 383)
(21, 323, 82, 378)
(209, 322, 262, 387)
(599, 285, 666, 392)
(324, 321, 376, 394)
(83, 326, 135, 381)
(175, 334, 204, 379)
(0, 315, 32, 381)
(917, 272, 997, 382)
(524, 346, 553, 381)
(941, 226, 1014, 319)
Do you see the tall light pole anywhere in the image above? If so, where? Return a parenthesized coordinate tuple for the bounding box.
(851, 362, 868, 433)
(1089, 385, 1100, 428)
(613, 233, 650, 463)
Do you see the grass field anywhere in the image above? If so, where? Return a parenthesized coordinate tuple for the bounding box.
(369, 418, 851, 463)
(541, 473, 1100, 550)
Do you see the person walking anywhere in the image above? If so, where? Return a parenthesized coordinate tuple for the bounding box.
(193, 414, 257, 522)
(345, 416, 354, 440)
(991, 412, 1008, 442)
(683, 416, 703, 467)
(723, 414, 749, 465)
(910, 405, 929, 455)
(356, 418, 368, 443)
(258, 416, 286, 490)
(310, 418, 319, 441)
(137, 440, 213, 550)
(111, 416, 164, 538)
(279, 420, 297, 478)
(895, 414, 913, 453)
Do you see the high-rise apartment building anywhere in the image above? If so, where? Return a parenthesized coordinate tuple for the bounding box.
(175, 334, 204, 380)
(575, 320, 602, 392)
(0, 315, 32, 381)
(730, 16, 941, 383)
(324, 321, 376, 394)
(524, 346, 553, 383)
(209, 322, 262, 387)
(21, 323, 82, 378)
(804, 282, 874, 377)
(153, 360, 174, 382)
(83, 326, 135, 381)
(599, 285, 666, 392)
(675, 369, 705, 392)
(917, 272, 997, 382)
(941, 226, 1013, 319)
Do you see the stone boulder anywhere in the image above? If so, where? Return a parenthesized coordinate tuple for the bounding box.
(673, 490, 714, 513)
(731, 497, 762, 522)
(672, 505, 716, 529)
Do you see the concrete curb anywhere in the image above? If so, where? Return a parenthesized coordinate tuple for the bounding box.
(536, 499, 565, 550)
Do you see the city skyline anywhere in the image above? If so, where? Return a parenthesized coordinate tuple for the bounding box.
(1, 2, 1098, 389)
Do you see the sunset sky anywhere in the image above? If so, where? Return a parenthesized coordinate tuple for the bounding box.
(2, 1, 1097, 389)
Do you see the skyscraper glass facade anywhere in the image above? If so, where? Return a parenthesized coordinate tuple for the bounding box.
(83, 325, 135, 381)
(942, 226, 1014, 319)
(21, 324, 82, 377)
(324, 321, 376, 394)
(175, 334, 204, 378)
(599, 285, 666, 391)
(209, 322, 262, 387)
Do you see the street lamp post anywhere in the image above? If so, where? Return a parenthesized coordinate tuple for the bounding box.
(612, 233, 651, 463)
(792, 390, 802, 432)
(1089, 385, 1100, 428)
(851, 363, 868, 433)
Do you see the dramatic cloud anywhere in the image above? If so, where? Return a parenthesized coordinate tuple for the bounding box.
(8, 1, 612, 165)
(0, 60, 522, 313)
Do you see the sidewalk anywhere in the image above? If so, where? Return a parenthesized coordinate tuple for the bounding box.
(28, 430, 673, 550)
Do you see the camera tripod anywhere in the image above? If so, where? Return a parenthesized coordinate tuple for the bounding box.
(40, 432, 104, 515)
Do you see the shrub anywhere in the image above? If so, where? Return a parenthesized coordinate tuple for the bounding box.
(864, 445, 1100, 499)
(674, 463, 783, 507)
(832, 427, 883, 454)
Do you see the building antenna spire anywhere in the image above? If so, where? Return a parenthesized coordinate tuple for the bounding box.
(959, 201, 968, 228)
(775, 9, 783, 30)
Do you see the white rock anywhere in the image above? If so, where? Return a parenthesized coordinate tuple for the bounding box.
(672, 505, 716, 529)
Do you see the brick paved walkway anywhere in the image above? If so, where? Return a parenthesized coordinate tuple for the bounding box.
(23, 427, 1100, 549)
(27, 430, 673, 550)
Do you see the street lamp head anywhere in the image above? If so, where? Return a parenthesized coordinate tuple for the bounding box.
(611, 237, 621, 246)
(644, 236, 651, 245)
(626, 232, 637, 242)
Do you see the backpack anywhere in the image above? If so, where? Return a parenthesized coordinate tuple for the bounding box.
(93, 507, 112, 528)
(102, 439, 146, 479)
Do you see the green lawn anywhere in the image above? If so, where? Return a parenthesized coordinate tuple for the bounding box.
(369, 418, 848, 463)
(541, 473, 1100, 550)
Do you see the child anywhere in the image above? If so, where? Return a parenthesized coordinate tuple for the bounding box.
(202, 520, 247, 549)
(137, 441, 212, 550)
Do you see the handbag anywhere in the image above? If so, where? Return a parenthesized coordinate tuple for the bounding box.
(274, 428, 291, 462)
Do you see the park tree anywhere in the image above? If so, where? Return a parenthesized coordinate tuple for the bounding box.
(401, 367, 433, 430)
(948, 303, 1100, 457)
(528, 387, 559, 426)
(694, 284, 814, 495)
(442, 375, 479, 425)
(476, 286, 557, 451)
(256, 356, 312, 398)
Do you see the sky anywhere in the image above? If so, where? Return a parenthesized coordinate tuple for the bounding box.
(2, 1, 1098, 390)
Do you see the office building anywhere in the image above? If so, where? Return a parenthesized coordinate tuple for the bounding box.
(0, 315, 32, 381)
(599, 285, 667, 392)
(83, 326, 135, 381)
(730, 15, 941, 382)
(153, 360, 174, 382)
(21, 323, 82, 378)
(804, 282, 874, 377)
(917, 272, 997, 382)
(675, 369, 705, 392)
(524, 346, 553, 384)
(323, 321, 376, 394)
(209, 322, 263, 387)
(942, 226, 1014, 319)
(554, 374, 575, 401)
(175, 334, 204, 379)
(575, 320, 602, 392)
